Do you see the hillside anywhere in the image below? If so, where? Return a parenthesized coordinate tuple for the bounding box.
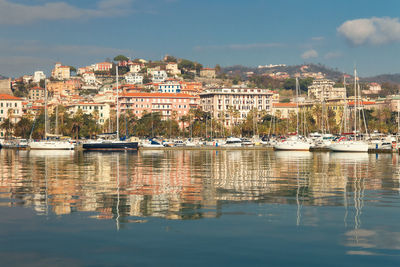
(222, 64, 400, 84)
(360, 74, 400, 84)
(222, 63, 346, 81)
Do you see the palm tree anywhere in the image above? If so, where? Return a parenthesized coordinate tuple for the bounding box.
(71, 109, 84, 139)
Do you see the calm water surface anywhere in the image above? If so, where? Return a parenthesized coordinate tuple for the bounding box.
(0, 149, 400, 266)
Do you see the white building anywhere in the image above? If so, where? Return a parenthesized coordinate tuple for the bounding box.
(158, 81, 181, 93)
(68, 102, 110, 125)
(166, 62, 180, 76)
(152, 70, 168, 83)
(308, 79, 346, 100)
(125, 73, 144, 85)
(200, 88, 279, 126)
(82, 72, 97, 85)
(33, 71, 46, 83)
(0, 94, 23, 137)
(129, 63, 142, 73)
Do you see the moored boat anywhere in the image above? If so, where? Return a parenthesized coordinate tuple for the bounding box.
(274, 135, 311, 151)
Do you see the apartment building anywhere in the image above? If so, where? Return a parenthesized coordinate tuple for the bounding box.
(158, 81, 181, 93)
(119, 92, 199, 122)
(51, 63, 70, 80)
(94, 62, 113, 72)
(200, 88, 279, 126)
(308, 79, 346, 100)
(125, 73, 144, 85)
(68, 102, 110, 124)
(28, 86, 46, 101)
(0, 94, 23, 137)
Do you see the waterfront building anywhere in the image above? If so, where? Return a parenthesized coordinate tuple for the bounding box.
(308, 79, 346, 100)
(272, 103, 297, 119)
(0, 94, 23, 137)
(51, 63, 71, 80)
(119, 92, 199, 122)
(199, 88, 279, 126)
(67, 102, 110, 124)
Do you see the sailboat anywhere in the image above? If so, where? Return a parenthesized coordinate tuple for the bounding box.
(83, 66, 138, 151)
(329, 69, 368, 152)
(29, 79, 75, 150)
(274, 78, 311, 151)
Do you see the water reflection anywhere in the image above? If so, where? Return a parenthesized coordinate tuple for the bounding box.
(1, 149, 400, 253)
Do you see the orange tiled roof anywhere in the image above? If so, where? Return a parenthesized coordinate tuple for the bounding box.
(0, 94, 23, 101)
(273, 103, 297, 108)
(121, 92, 197, 98)
(348, 101, 376, 105)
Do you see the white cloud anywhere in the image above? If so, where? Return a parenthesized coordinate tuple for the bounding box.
(337, 17, 400, 45)
(0, 0, 135, 24)
(301, 49, 318, 59)
(194, 43, 284, 51)
(324, 51, 342, 59)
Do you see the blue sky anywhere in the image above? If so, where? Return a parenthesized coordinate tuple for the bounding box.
(1, 0, 400, 77)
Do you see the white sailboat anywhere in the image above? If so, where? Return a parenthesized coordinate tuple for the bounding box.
(274, 78, 310, 151)
(329, 69, 368, 152)
(29, 79, 75, 150)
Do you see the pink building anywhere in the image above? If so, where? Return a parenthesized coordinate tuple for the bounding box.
(94, 62, 113, 72)
(119, 93, 199, 123)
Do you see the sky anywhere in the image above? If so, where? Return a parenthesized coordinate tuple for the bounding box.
(1, 0, 400, 77)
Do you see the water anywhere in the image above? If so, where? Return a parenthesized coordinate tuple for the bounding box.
(0, 149, 400, 266)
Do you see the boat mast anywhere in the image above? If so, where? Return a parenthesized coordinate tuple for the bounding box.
(354, 68, 357, 141)
(296, 77, 299, 135)
(343, 75, 347, 133)
(116, 65, 119, 140)
(55, 104, 59, 135)
(44, 79, 48, 140)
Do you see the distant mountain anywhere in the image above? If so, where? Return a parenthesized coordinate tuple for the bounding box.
(222, 63, 346, 81)
(360, 74, 400, 84)
(0, 74, 7, 80)
(222, 64, 400, 84)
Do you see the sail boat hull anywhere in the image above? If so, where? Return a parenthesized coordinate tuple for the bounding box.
(329, 141, 368, 152)
(29, 140, 75, 150)
(83, 141, 138, 151)
(274, 137, 311, 151)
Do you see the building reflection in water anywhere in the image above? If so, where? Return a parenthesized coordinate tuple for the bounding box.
(0, 149, 399, 236)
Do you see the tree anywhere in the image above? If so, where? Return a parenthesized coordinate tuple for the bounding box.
(215, 64, 221, 74)
(164, 55, 177, 62)
(0, 118, 14, 138)
(69, 66, 77, 74)
(114, 55, 129, 62)
(178, 59, 195, 70)
(14, 117, 33, 139)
